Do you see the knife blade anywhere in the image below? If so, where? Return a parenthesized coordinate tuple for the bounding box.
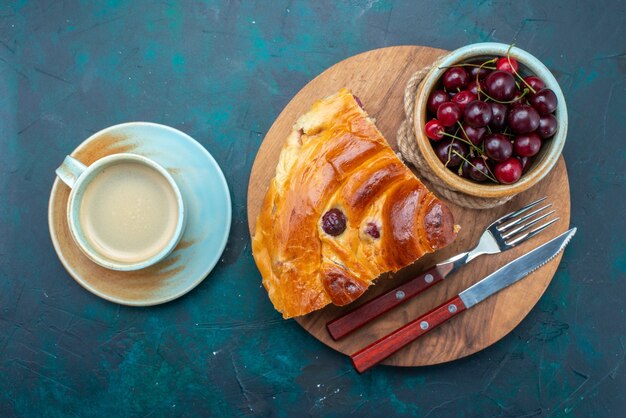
(459, 227, 576, 308)
(351, 227, 577, 373)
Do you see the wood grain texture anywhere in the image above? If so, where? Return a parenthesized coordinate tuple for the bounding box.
(246, 46, 571, 367)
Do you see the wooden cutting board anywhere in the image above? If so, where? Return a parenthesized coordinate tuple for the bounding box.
(246, 46, 571, 367)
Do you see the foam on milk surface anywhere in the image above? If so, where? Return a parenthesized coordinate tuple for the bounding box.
(79, 162, 178, 263)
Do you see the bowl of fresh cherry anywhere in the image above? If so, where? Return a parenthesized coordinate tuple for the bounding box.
(414, 42, 567, 199)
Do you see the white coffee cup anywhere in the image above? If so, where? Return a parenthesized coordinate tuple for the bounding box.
(56, 153, 186, 271)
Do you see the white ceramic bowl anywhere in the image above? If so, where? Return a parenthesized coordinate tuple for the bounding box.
(414, 42, 568, 199)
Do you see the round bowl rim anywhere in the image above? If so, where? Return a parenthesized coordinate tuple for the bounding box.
(413, 42, 567, 199)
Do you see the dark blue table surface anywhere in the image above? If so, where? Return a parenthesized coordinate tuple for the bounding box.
(1, 1, 625, 416)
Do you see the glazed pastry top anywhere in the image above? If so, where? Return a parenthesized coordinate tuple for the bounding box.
(252, 89, 457, 319)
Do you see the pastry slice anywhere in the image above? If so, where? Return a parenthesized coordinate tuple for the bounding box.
(253, 88, 457, 319)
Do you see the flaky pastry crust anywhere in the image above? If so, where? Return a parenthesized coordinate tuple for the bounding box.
(253, 89, 457, 318)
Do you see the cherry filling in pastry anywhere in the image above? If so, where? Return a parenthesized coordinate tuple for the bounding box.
(252, 89, 457, 318)
(321, 208, 347, 236)
(365, 222, 380, 238)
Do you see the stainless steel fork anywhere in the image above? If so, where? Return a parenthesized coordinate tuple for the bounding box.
(326, 197, 559, 340)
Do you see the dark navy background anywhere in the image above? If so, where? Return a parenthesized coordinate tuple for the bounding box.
(1, 1, 625, 416)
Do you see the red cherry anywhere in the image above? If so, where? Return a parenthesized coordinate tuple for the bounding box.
(518, 156, 530, 172)
(467, 80, 480, 96)
(461, 124, 486, 146)
(484, 133, 513, 161)
(444, 124, 457, 134)
(452, 90, 478, 112)
(463, 157, 490, 182)
(485, 70, 517, 101)
(496, 57, 519, 74)
(529, 88, 558, 115)
(508, 104, 540, 133)
(437, 102, 462, 127)
(489, 102, 508, 130)
(365, 222, 380, 238)
(523, 76, 545, 92)
(511, 89, 526, 104)
(495, 157, 523, 184)
(442, 67, 468, 91)
(427, 90, 449, 114)
(469, 66, 491, 80)
(425, 119, 445, 141)
(321, 209, 347, 236)
(537, 114, 558, 139)
(514, 132, 542, 157)
(464, 100, 492, 128)
(435, 140, 467, 168)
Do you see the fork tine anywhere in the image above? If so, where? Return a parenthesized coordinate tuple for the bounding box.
(494, 197, 548, 226)
(506, 217, 560, 247)
(497, 204, 553, 233)
(502, 210, 556, 240)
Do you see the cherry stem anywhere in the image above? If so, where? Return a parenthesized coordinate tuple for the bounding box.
(442, 130, 482, 153)
(455, 122, 484, 153)
(445, 137, 455, 167)
(506, 43, 537, 95)
(452, 151, 499, 183)
(440, 63, 497, 69)
(475, 57, 498, 100)
(479, 87, 530, 104)
(483, 157, 499, 182)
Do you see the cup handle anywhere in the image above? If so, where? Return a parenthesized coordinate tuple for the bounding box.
(56, 155, 87, 188)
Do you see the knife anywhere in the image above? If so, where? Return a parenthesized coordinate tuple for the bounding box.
(350, 227, 576, 373)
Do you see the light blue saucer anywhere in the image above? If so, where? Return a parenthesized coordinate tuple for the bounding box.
(48, 122, 232, 306)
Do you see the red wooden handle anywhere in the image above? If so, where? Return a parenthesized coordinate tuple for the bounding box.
(350, 295, 466, 373)
(327, 265, 447, 340)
